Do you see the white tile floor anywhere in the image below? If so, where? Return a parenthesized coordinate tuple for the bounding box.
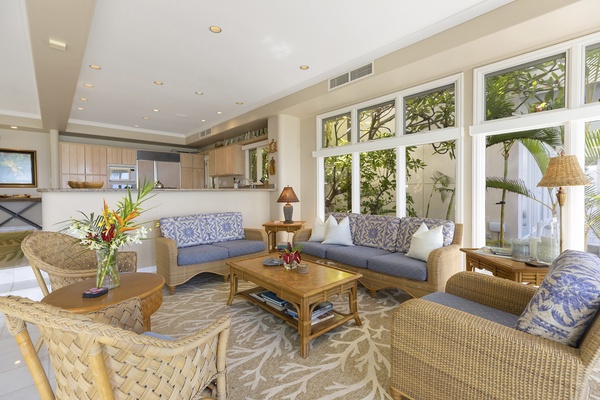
(0, 265, 155, 399)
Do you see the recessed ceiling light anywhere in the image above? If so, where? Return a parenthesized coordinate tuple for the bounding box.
(154, 81, 163, 85)
(209, 26, 222, 33)
(84, 83, 94, 88)
(134, 124, 140, 128)
(89, 65, 101, 70)
(216, 111, 223, 115)
(195, 91, 204, 95)
(299, 65, 309, 70)
(79, 97, 88, 101)
(236, 102, 243, 105)
(77, 107, 84, 111)
(143, 116, 149, 120)
(153, 108, 160, 112)
(201, 119, 206, 122)
(10, 126, 18, 129)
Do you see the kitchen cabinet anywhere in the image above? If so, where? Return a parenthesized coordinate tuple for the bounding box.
(181, 153, 206, 189)
(107, 147, 136, 165)
(208, 145, 244, 177)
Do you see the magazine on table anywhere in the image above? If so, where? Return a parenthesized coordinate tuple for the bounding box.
(285, 301, 333, 320)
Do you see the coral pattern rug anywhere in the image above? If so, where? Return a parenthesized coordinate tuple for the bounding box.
(151, 274, 411, 400)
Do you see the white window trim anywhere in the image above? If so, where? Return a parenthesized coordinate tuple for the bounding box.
(471, 31, 600, 250)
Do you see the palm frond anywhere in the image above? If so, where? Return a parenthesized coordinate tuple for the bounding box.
(486, 177, 537, 199)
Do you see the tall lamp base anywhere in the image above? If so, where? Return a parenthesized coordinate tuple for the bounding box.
(283, 203, 294, 224)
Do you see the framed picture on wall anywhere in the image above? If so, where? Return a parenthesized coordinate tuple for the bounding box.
(0, 148, 37, 188)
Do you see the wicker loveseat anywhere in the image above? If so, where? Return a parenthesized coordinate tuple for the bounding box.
(391, 266, 600, 399)
(155, 212, 268, 294)
(293, 213, 463, 298)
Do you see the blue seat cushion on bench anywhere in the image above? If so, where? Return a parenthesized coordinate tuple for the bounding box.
(297, 241, 341, 259)
(212, 239, 266, 258)
(326, 245, 390, 269)
(422, 292, 519, 328)
(368, 252, 427, 281)
(177, 244, 229, 266)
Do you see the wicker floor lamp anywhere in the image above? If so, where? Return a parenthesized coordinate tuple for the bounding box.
(537, 151, 590, 253)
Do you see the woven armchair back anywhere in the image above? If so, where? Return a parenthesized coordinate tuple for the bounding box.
(21, 231, 137, 296)
(0, 295, 231, 400)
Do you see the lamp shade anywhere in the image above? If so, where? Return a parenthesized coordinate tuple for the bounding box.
(277, 186, 299, 203)
(537, 153, 591, 188)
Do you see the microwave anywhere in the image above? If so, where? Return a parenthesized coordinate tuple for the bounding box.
(108, 164, 136, 188)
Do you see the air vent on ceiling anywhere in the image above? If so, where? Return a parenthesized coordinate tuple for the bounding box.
(199, 128, 212, 138)
(329, 62, 373, 90)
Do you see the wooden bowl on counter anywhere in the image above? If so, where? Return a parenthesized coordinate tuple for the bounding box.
(67, 181, 85, 188)
(83, 181, 104, 188)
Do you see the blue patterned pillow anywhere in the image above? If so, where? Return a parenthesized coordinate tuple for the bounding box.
(515, 250, 600, 347)
(210, 212, 245, 242)
(159, 215, 214, 248)
(396, 218, 455, 253)
(353, 214, 400, 252)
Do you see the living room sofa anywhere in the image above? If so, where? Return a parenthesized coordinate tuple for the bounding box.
(155, 212, 268, 294)
(293, 213, 463, 298)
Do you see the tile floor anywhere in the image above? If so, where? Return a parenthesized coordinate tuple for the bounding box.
(0, 264, 155, 399)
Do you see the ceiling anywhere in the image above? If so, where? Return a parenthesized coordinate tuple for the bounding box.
(0, 0, 511, 148)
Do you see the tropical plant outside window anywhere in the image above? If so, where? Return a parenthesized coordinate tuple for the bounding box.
(248, 146, 269, 183)
(321, 84, 456, 218)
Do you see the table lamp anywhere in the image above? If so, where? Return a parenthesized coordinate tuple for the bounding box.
(537, 151, 590, 253)
(277, 186, 299, 224)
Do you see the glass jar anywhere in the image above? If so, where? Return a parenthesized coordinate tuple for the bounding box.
(511, 238, 530, 262)
(536, 219, 559, 264)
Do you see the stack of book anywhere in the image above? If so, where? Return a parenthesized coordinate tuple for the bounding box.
(286, 301, 334, 325)
(249, 290, 288, 311)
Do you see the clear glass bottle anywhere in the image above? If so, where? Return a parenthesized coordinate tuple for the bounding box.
(536, 218, 559, 264)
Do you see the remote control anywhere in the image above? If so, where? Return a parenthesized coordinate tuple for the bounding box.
(82, 287, 108, 298)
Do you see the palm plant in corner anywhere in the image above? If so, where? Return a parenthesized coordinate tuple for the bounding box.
(65, 180, 156, 289)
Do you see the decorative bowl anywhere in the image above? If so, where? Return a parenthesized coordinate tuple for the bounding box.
(83, 181, 104, 188)
(67, 181, 85, 188)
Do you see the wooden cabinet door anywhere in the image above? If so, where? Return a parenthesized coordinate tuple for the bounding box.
(85, 145, 107, 175)
(122, 148, 136, 165)
(106, 147, 122, 164)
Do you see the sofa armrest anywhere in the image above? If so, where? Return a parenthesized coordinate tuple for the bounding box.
(292, 228, 312, 244)
(445, 271, 536, 315)
(425, 243, 462, 294)
(391, 299, 582, 399)
(244, 228, 268, 245)
(155, 235, 179, 270)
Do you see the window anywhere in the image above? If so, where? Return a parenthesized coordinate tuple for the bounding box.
(317, 78, 461, 219)
(585, 120, 600, 253)
(244, 141, 269, 184)
(586, 43, 600, 104)
(322, 113, 351, 149)
(485, 54, 566, 120)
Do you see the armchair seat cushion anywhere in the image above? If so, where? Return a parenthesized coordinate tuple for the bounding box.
(177, 244, 229, 266)
(367, 252, 427, 281)
(422, 292, 519, 327)
(212, 239, 267, 258)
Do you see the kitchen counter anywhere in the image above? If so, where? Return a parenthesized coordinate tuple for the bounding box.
(37, 188, 274, 267)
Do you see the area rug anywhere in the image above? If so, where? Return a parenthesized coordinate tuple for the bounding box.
(151, 274, 412, 400)
(0, 230, 31, 270)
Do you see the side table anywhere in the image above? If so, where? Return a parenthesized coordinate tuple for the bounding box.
(41, 272, 164, 331)
(262, 220, 306, 252)
(460, 247, 548, 285)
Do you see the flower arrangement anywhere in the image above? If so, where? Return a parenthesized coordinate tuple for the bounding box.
(65, 180, 156, 288)
(282, 242, 302, 267)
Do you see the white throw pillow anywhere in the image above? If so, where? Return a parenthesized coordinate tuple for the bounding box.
(406, 223, 444, 261)
(308, 216, 326, 242)
(322, 216, 354, 246)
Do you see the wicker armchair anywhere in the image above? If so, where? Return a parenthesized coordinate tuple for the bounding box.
(390, 271, 600, 400)
(21, 231, 138, 296)
(0, 295, 231, 400)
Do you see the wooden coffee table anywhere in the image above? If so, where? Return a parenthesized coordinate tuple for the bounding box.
(41, 272, 165, 331)
(461, 248, 549, 285)
(227, 256, 362, 357)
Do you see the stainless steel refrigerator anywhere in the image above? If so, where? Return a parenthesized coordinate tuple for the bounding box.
(137, 151, 181, 188)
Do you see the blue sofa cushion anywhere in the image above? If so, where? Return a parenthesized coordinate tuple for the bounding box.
(159, 214, 215, 248)
(423, 292, 519, 328)
(515, 250, 600, 347)
(297, 241, 340, 259)
(208, 212, 245, 243)
(396, 218, 455, 253)
(353, 214, 400, 252)
(177, 244, 229, 266)
(212, 239, 266, 258)
(326, 245, 390, 269)
(368, 252, 427, 281)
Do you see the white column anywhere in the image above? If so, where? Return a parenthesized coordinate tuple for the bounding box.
(49, 129, 60, 188)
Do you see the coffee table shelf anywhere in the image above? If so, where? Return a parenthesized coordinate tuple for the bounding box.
(227, 257, 362, 357)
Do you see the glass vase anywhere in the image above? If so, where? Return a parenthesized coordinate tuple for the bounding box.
(96, 247, 120, 289)
(536, 219, 559, 264)
(283, 260, 297, 270)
